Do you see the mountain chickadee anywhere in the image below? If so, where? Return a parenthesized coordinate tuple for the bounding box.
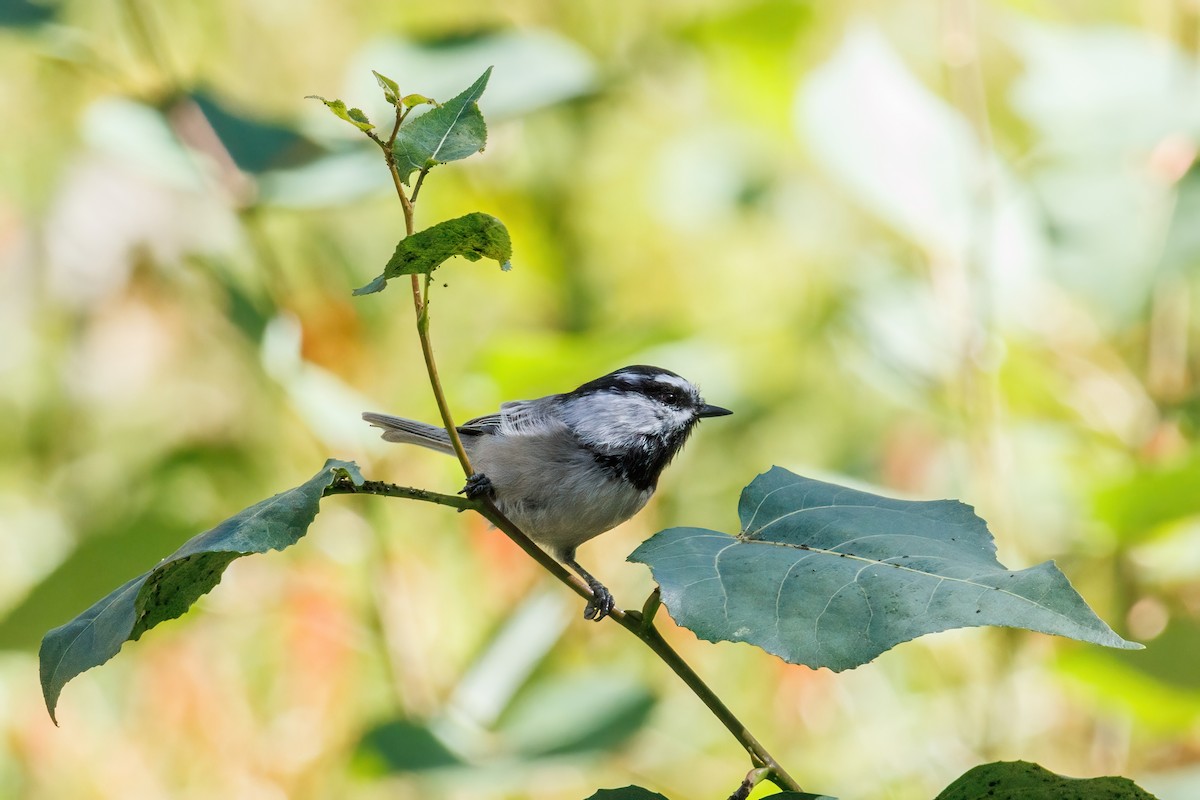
(363, 365, 731, 621)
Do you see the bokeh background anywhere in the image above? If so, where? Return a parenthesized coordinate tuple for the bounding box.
(3, 0, 1200, 798)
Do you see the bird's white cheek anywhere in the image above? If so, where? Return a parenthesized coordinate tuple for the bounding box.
(564, 395, 681, 446)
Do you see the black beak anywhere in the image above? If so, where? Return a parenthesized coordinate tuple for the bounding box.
(698, 403, 733, 418)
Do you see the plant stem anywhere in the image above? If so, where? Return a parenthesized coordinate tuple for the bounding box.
(372, 135, 475, 477)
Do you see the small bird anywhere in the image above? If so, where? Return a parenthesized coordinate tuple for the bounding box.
(363, 365, 731, 621)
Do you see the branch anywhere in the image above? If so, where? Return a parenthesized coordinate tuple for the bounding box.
(323, 477, 475, 510)
(332, 478, 805, 793)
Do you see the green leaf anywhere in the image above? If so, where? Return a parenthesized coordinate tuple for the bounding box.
(935, 760, 1160, 799)
(353, 212, 512, 295)
(306, 95, 375, 132)
(630, 467, 1141, 672)
(372, 70, 401, 104)
(401, 93, 435, 109)
(391, 66, 491, 184)
(38, 460, 363, 724)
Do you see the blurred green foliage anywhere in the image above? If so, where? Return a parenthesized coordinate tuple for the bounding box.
(3, 1, 1200, 799)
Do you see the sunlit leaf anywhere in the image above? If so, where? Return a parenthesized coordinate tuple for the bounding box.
(401, 93, 435, 108)
(39, 460, 363, 724)
(372, 69, 401, 104)
(353, 212, 512, 295)
(935, 760, 1160, 800)
(631, 467, 1141, 671)
(391, 66, 490, 184)
(306, 95, 376, 132)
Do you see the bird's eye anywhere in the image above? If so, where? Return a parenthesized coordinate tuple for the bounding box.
(658, 386, 688, 407)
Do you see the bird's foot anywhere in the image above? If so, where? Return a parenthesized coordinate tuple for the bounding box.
(583, 580, 616, 622)
(460, 473, 495, 501)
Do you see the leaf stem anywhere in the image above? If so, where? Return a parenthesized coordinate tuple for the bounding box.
(410, 167, 431, 204)
(640, 587, 662, 632)
(729, 767, 771, 800)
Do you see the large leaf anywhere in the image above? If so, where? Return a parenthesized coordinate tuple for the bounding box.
(39, 459, 363, 723)
(935, 760, 1159, 800)
(353, 212, 512, 295)
(391, 66, 491, 184)
(630, 467, 1141, 671)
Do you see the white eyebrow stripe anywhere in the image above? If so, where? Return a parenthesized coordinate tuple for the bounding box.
(653, 373, 690, 389)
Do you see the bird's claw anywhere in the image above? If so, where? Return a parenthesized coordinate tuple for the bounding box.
(583, 581, 615, 622)
(460, 473, 495, 501)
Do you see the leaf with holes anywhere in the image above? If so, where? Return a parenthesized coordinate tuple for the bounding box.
(391, 66, 490, 184)
(353, 212, 512, 295)
(630, 467, 1141, 671)
(935, 760, 1160, 799)
(39, 459, 363, 723)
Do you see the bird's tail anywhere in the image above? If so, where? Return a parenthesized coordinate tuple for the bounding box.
(362, 412, 454, 454)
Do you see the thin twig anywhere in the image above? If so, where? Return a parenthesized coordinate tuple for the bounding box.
(324, 478, 476, 510)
